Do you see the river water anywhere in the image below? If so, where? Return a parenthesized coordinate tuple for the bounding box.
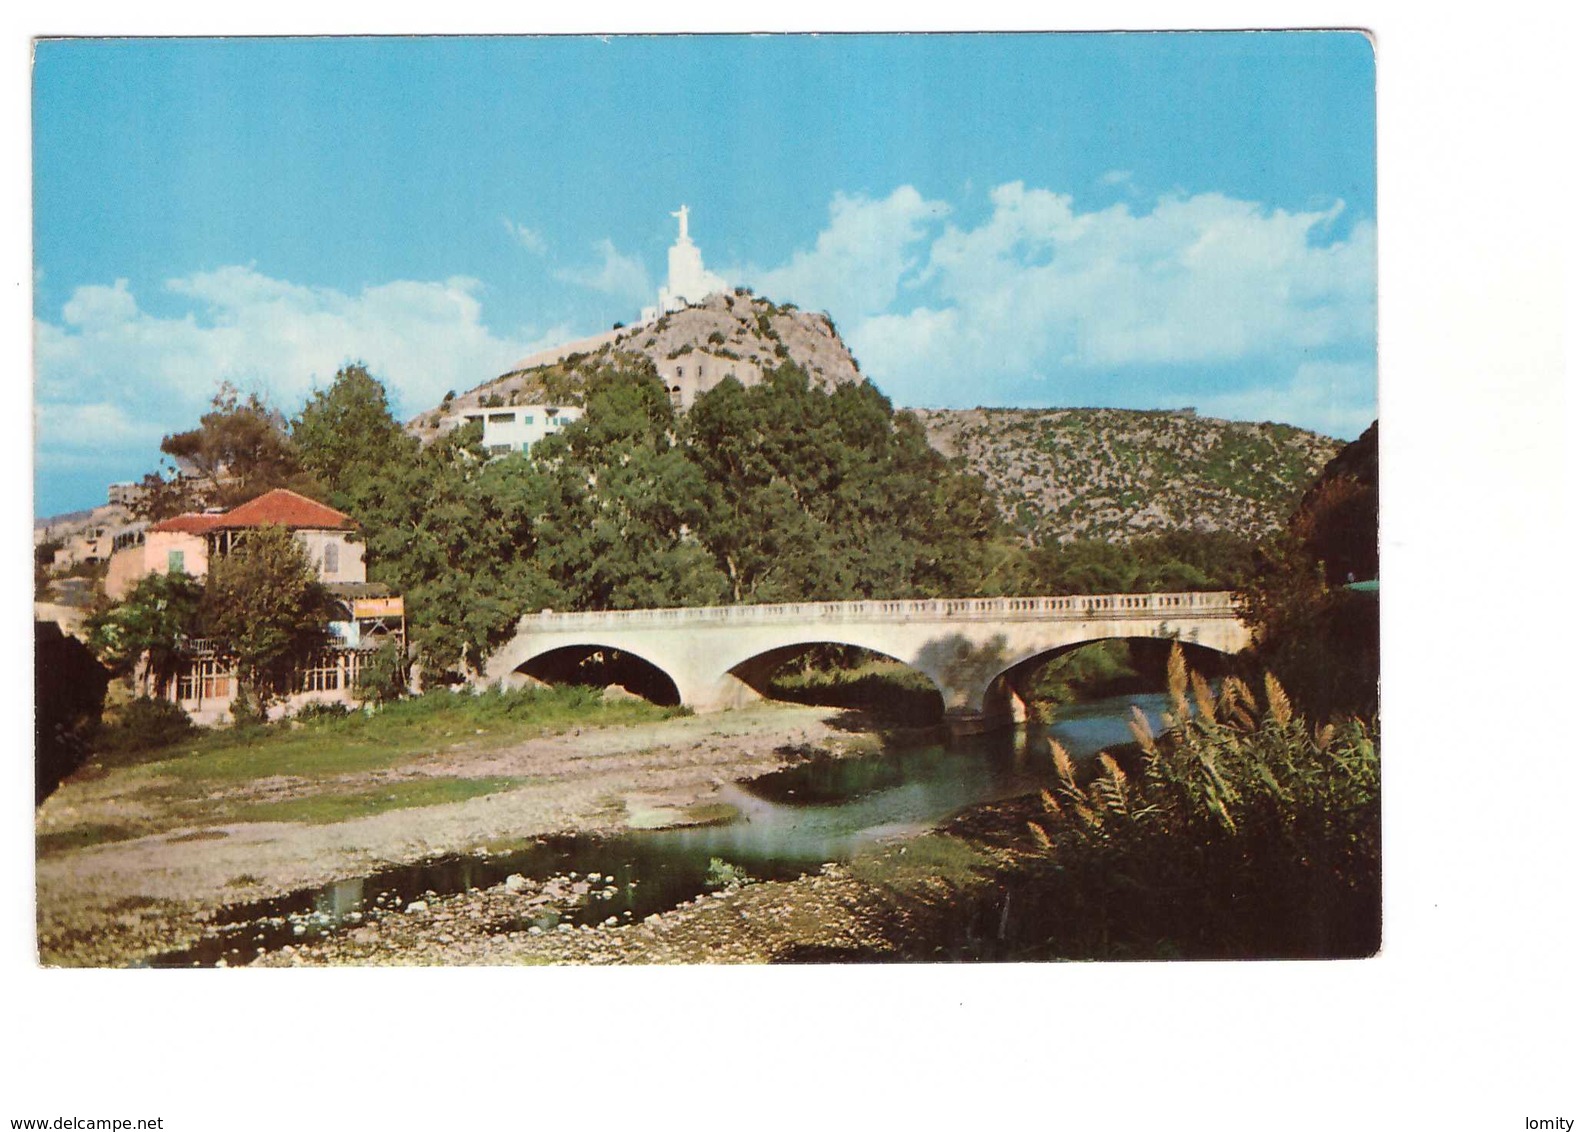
(146, 692, 1170, 967)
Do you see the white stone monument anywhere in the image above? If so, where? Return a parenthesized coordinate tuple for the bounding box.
(642, 204, 728, 321)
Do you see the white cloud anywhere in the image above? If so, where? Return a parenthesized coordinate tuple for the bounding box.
(35, 266, 552, 484)
(35, 401, 164, 450)
(1194, 360, 1378, 440)
(801, 181, 1378, 430)
(1099, 169, 1133, 187)
(745, 186, 948, 318)
(504, 219, 548, 255)
(556, 239, 652, 307)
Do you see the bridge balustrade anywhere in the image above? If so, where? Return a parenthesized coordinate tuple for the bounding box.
(527, 591, 1238, 631)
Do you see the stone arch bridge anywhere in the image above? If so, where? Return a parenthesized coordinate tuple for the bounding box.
(485, 592, 1253, 728)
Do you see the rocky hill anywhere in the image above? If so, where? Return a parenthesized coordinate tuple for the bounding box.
(407, 290, 861, 440)
(913, 407, 1343, 545)
(406, 293, 1342, 546)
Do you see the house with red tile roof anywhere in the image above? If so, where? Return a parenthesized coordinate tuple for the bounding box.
(104, 489, 406, 723)
(109, 489, 366, 599)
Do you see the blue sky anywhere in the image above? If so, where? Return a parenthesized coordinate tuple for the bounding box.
(33, 32, 1376, 517)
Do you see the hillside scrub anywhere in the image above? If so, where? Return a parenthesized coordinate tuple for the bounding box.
(914, 407, 1340, 545)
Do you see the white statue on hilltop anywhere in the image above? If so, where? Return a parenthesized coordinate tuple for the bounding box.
(643, 204, 726, 322)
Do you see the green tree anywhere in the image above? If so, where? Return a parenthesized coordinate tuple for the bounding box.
(201, 525, 334, 716)
(292, 363, 419, 503)
(85, 570, 205, 696)
(534, 361, 729, 611)
(683, 365, 1000, 602)
(341, 424, 565, 677)
(160, 383, 319, 508)
(127, 461, 204, 522)
(1019, 531, 1256, 597)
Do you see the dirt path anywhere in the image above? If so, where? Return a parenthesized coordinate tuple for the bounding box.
(35, 703, 871, 966)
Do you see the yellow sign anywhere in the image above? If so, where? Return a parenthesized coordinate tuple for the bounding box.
(352, 597, 405, 618)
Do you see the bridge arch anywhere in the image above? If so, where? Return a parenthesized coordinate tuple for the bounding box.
(720, 639, 948, 720)
(502, 639, 683, 706)
(964, 634, 1244, 721)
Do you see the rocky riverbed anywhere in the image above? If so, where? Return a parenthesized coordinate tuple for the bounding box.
(246, 864, 919, 966)
(37, 703, 897, 966)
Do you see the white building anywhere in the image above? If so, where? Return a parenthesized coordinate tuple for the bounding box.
(442, 404, 585, 457)
(641, 204, 728, 321)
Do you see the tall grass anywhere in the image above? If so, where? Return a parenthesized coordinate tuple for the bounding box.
(1017, 644, 1380, 959)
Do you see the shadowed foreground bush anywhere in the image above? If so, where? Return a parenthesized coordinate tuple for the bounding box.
(1017, 645, 1380, 959)
(95, 697, 194, 754)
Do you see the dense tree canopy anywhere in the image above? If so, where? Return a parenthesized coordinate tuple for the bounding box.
(161, 383, 320, 508)
(684, 365, 1001, 602)
(534, 363, 729, 611)
(107, 356, 1358, 692)
(1018, 530, 1258, 596)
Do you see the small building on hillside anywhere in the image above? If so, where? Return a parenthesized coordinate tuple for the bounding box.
(433, 404, 584, 458)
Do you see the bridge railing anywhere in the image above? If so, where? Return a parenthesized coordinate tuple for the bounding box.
(520, 591, 1241, 631)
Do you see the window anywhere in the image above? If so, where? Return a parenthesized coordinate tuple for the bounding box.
(300, 653, 343, 693)
(202, 663, 231, 700)
(178, 658, 232, 702)
(488, 412, 515, 424)
(323, 540, 339, 576)
(167, 549, 185, 574)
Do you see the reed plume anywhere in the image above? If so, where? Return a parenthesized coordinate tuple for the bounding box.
(1191, 669, 1218, 724)
(1264, 672, 1293, 727)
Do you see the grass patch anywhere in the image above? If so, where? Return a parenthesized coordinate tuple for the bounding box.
(116, 684, 688, 787)
(230, 776, 527, 825)
(36, 823, 149, 857)
(848, 834, 995, 898)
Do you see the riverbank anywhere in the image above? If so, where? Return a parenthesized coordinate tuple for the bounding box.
(36, 701, 893, 966)
(247, 821, 1014, 966)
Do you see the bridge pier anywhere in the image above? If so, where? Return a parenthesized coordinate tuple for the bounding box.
(943, 673, 1031, 737)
